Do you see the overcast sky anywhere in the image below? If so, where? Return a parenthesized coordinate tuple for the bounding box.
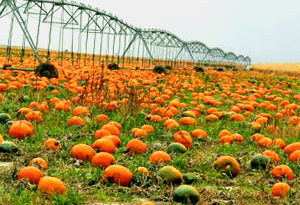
(80, 0, 300, 63)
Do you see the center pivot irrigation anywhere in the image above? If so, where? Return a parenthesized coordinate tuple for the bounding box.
(0, 0, 251, 77)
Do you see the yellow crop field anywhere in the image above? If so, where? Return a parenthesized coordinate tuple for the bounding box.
(251, 63, 300, 74)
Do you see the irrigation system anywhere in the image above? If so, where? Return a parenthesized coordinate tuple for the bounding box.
(0, 0, 251, 73)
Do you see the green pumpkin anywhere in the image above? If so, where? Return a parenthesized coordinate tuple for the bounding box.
(250, 154, 271, 170)
(173, 185, 200, 204)
(157, 166, 183, 184)
(183, 173, 198, 184)
(167, 143, 187, 154)
(0, 141, 18, 153)
(6, 121, 14, 126)
(0, 113, 11, 124)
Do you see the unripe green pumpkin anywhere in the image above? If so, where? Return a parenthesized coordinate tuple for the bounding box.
(250, 154, 271, 170)
(157, 166, 183, 184)
(173, 185, 200, 204)
(0, 113, 11, 124)
(0, 141, 18, 153)
(167, 143, 187, 154)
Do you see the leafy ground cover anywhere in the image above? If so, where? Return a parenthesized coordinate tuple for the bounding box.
(0, 66, 300, 205)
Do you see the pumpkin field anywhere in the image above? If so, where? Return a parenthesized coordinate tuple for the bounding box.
(0, 61, 300, 204)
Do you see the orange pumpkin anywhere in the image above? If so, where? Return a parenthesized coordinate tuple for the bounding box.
(44, 138, 62, 150)
(29, 158, 48, 170)
(9, 120, 34, 140)
(71, 144, 96, 161)
(219, 135, 233, 145)
(149, 151, 171, 163)
(271, 165, 293, 180)
(271, 182, 290, 198)
(262, 150, 280, 162)
(38, 176, 67, 195)
(191, 129, 207, 139)
(68, 116, 85, 126)
(92, 152, 115, 167)
(141, 125, 154, 133)
(102, 135, 121, 147)
(92, 138, 116, 153)
(97, 114, 109, 122)
(284, 142, 300, 155)
(72, 106, 90, 116)
(273, 138, 286, 149)
(126, 139, 148, 154)
(179, 117, 196, 125)
(94, 129, 111, 139)
(173, 131, 193, 148)
(289, 150, 300, 162)
(18, 166, 43, 184)
(103, 165, 132, 186)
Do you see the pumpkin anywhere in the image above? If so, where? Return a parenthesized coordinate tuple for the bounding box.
(0, 113, 11, 124)
(132, 128, 148, 138)
(9, 120, 34, 140)
(271, 165, 294, 180)
(206, 114, 219, 121)
(262, 150, 280, 162)
(102, 135, 121, 147)
(173, 131, 193, 148)
(0, 135, 3, 144)
(101, 124, 120, 136)
(71, 144, 96, 161)
(29, 158, 48, 170)
(167, 143, 187, 154)
(157, 166, 183, 184)
(18, 166, 43, 184)
(0, 141, 18, 153)
(68, 116, 85, 126)
(92, 152, 115, 167)
(179, 117, 196, 125)
(92, 138, 116, 153)
(38, 176, 67, 195)
(137, 167, 150, 175)
(250, 155, 271, 170)
(44, 138, 61, 150)
(231, 133, 244, 144)
(284, 142, 300, 155)
(219, 130, 231, 137)
(231, 113, 244, 121)
(289, 150, 300, 162)
(94, 129, 111, 139)
(97, 114, 109, 122)
(219, 135, 233, 145)
(126, 139, 147, 154)
(72, 106, 90, 116)
(257, 137, 273, 147)
(25, 111, 43, 123)
(149, 151, 171, 163)
(251, 133, 265, 142)
(141, 125, 154, 133)
(173, 185, 200, 204)
(215, 156, 240, 177)
(191, 129, 207, 139)
(182, 110, 196, 118)
(103, 165, 132, 186)
(273, 138, 286, 149)
(271, 182, 290, 198)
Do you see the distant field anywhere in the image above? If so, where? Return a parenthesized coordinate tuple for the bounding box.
(251, 63, 300, 74)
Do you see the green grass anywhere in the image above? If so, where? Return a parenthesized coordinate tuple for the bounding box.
(0, 70, 300, 204)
